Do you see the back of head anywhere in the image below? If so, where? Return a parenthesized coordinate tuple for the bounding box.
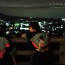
(29, 22, 41, 32)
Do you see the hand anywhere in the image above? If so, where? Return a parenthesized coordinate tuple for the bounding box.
(21, 34, 26, 38)
(36, 49, 40, 51)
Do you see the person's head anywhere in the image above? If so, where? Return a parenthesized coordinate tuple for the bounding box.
(29, 22, 41, 32)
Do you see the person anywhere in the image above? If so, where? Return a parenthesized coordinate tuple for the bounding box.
(26, 22, 50, 65)
(0, 25, 16, 65)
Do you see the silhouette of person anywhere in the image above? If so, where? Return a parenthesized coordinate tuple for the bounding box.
(26, 22, 49, 65)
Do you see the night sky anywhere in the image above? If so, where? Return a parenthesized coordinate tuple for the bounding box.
(0, 0, 65, 18)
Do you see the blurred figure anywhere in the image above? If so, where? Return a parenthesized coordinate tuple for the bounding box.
(27, 22, 48, 50)
(0, 25, 16, 65)
(26, 22, 50, 65)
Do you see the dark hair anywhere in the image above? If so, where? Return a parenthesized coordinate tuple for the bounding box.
(29, 22, 41, 32)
